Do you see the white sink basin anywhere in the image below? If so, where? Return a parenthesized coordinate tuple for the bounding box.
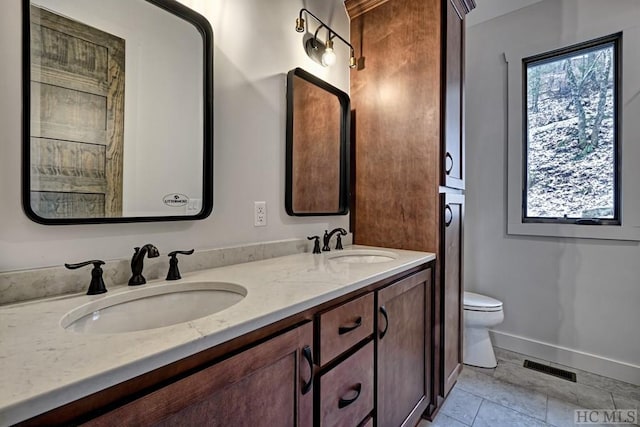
(61, 281, 247, 334)
(327, 249, 398, 264)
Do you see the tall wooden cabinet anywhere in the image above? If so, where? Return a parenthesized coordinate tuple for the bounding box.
(345, 0, 474, 418)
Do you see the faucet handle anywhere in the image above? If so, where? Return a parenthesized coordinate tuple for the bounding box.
(168, 249, 195, 258)
(335, 234, 344, 250)
(65, 260, 107, 295)
(166, 249, 195, 281)
(322, 230, 331, 252)
(307, 236, 321, 254)
(65, 260, 104, 269)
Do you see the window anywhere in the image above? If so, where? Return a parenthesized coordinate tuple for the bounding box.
(522, 34, 621, 225)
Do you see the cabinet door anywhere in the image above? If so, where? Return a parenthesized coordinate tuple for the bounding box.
(442, 0, 465, 189)
(377, 269, 432, 427)
(441, 193, 464, 396)
(83, 323, 314, 427)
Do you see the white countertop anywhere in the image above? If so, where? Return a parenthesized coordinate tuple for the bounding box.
(0, 245, 434, 426)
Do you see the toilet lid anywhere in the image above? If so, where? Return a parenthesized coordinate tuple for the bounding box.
(464, 292, 503, 311)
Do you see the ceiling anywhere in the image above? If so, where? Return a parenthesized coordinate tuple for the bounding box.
(465, 0, 545, 27)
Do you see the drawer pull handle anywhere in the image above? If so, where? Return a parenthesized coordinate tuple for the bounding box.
(444, 205, 453, 227)
(445, 152, 454, 175)
(301, 345, 314, 395)
(338, 316, 362, 335)
(379, 305, 389, 339)
(338, 383, 362, 409)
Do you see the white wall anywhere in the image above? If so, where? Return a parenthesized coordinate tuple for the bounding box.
(0, 0, 350, 271)
(465, 0, 543, 27)
(465, 0, 640, 375)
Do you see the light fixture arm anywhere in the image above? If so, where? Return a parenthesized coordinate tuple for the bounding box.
(297, 8, 357, 67)
(312, 23, 329, 47)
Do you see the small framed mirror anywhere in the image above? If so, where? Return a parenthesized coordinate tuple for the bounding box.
(285, 68, 350, 216)
(22, 0, 213, 224)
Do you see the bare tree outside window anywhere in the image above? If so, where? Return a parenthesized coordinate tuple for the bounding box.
(524, 35, 620, 223)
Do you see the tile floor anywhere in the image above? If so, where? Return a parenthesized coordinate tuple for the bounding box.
(419, 347, 640, 427)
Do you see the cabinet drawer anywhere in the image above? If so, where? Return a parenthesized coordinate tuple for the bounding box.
(320, 341, 374, 427)
(318, 293, 374, 365)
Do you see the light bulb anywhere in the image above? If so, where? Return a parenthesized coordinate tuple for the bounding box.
(321, 39, 336, 67)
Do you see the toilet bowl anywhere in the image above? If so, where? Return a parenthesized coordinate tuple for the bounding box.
(463, 291, 504, 368)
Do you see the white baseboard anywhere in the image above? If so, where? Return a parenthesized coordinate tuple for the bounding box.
(490, 330, 640, 386)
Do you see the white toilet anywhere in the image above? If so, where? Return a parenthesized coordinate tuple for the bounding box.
(463, 291, 504, 368)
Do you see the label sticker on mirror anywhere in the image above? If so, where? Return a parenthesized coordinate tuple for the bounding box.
(163, 194, 189, 207)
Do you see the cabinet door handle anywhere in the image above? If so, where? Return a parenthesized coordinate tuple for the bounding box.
(301, 345, 314, 395)
(444, 205, 453, 227)
(338, 383, 362, 409)
(338, 316, 362, 335)
(445, 152, 454, 175)
(379, 305, 389, 339)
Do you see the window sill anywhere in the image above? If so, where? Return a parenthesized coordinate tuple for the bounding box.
(507, 222, 640, 241)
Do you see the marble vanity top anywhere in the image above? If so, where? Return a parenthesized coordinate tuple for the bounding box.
(0, 245, 434, 426)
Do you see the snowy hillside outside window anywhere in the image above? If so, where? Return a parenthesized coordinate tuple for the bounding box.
(523, 34, 620, 225)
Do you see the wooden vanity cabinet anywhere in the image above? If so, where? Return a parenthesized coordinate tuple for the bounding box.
(18, 264, 434, 427)
(377, 269, 432, 427)
(82, 323, 314, 427)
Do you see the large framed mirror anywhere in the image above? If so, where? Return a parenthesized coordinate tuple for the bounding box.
(285, 68, 350, 216)
(22, 0, 213, 224)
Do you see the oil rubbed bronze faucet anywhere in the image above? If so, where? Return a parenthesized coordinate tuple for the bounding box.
(166, 249, 195, 280)
(307, 236, 321, 254)
(323, 228, 347, 251)
(128, 244, 160, 286)
(64, 260, 108, 295)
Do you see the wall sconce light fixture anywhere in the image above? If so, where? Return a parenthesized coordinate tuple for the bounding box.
(296, 9, 357, 69)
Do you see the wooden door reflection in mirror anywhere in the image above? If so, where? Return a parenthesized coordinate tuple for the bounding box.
(23, 0, 213, 224)
(29, 6, 125, 219)
(285, 68, 349, 216)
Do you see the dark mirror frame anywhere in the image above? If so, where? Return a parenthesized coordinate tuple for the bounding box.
(285, 68, 350, 216)
(22, 0, 214, 225)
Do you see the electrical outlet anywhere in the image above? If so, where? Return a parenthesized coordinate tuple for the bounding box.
(254, 201, 267, 226)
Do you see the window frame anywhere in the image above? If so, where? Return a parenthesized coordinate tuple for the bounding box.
(505, 28, 640, 242)
(521, 33, 622, 226)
